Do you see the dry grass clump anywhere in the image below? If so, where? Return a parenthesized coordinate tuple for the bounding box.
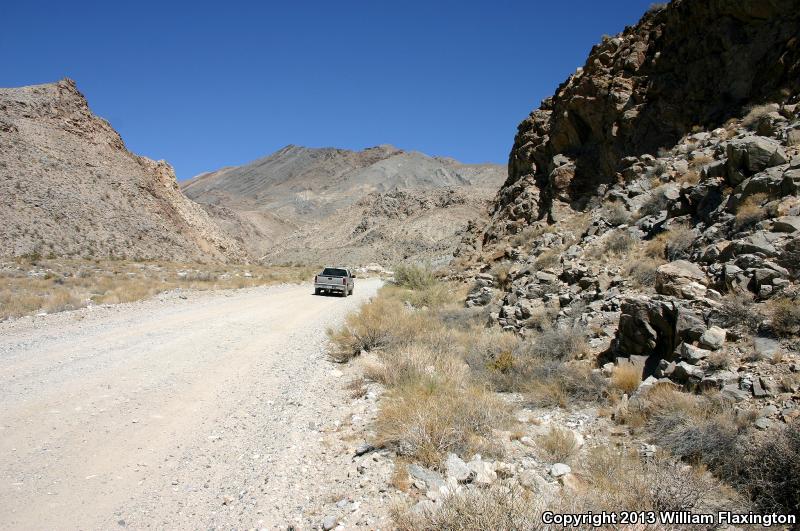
(742, 420, 800, 514)
(490, 262, 513, 290)
(534, 248, 561, 270)
(375, 380, 510, 468)
(392, 484, 542, 531)
(328, 297, 406, 362)
(705, 350, 733, 371)
(526, 361, 607, 409)
(734, 193, 768, 230)
(603, 230, 638, 255)
(638, 186, 671, 217)
(677, 169, 701, 185)
(524, 325, 587, 361)
(645, 225, 694, 260)
(510, 224, 553, 248)
(393, 263, 436, 290)
(610, 363, 642, 395)
(601, 202, 630, 226)
(624, 256, 664, 288)
(766, 297, 800, 336)
(578, 447, 737, 514)
(538, 426, 578, 463)
(742, 104, 776, 130)
(717, 291, 762, 333)
(365, 344, 469, 389)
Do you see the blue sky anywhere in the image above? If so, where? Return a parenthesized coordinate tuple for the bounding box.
(1, 1, 653, 180)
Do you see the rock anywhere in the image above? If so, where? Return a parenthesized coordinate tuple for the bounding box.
(410, 500, 436, 516)
(354, 442, 375, 457)
(726, 136, 788, 176)
(655, 261, 708, 298)
(549, 463, 571, 477)
(721, 384, 750, 402)
(754, 417, 773, 430)
(321, 515, 338, 530)
(407, 464, 445, 490)
(466, 458, 497, 486)
(675, 342, 711, 364)
(752, 337, 780, 359)
(759, 405, 779, 417)
(698, 326, 726, 350)
(445, 453, 474, 483)
(672, 361, 704, 383)
(733, 232, 778, 257)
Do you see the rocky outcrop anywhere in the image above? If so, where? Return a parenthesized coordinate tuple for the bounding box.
(0, 79, 248, 262)
(458, 0, 800, 425)
(484, 0, 800, 242)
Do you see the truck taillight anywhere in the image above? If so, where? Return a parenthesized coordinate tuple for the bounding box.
(314, 275, 318, 283)
(342, 277, 346, 285)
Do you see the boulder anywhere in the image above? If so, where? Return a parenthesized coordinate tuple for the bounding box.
(549, 463, 571, 477)
(655, 261, 708, 299)
(698, 326, 726, 350)
(407, 464, 445, 490)
(445, 453, 474, 484)
(675, 342, 711, 364)
(726, 136, 788, 176)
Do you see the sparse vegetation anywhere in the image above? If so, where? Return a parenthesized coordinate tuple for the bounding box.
(767, 297, 800, 336)
(611, 363, 642, 394)
(734, 193, 768, 230)
(742, 104, 776, 130)
(393, 263, 437, 290)
(0, 258, 314, 321)
(538, 426, 578, 463)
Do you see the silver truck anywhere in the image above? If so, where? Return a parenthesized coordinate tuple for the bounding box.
(314, 267, 355, 296)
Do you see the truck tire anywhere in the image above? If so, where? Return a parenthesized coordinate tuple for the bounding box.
(314, 288, 321, 295)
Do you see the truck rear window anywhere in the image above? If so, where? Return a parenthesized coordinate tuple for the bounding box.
(322, 268, 348, 277)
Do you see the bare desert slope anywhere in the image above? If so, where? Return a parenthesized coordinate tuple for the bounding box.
(0, 79, 248, 263)
(182, 145, 506, 264)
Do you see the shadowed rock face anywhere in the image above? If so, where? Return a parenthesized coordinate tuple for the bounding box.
(0, 79, 248, 262)
(489, 0, 800, 241)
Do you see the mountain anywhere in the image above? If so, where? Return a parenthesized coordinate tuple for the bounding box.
(0, 79, 248, 262)
(183, 144, 506, 264)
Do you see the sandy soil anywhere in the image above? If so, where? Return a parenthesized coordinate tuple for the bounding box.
(0, 279, 394, 530)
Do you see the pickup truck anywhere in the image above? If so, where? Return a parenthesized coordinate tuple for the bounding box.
(314, 267, 355, 296)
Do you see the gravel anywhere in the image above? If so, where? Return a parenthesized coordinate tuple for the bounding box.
(0, 279, 393, 529)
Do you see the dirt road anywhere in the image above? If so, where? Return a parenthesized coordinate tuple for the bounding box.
(0, 279, 394, 530)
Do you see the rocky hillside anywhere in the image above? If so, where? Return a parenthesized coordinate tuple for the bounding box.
(0, 79, 248, 262)
(183, 145, 505, 264)
(458, 0, 800, 460)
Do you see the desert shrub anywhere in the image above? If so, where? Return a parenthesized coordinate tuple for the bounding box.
(365, 345, 469, 390)
(534, 248, 561, 270)
(624, 257, 663, 288)
(734, 193, 768, 230)
(538, 426, 578, 463)
(579, 447, 737, 514)
(327, 297, 404, 362)
(677, 169, 701, 185)
(689, 154, 714, 168)
(646, 225, 694, 260)
(375, 380, 510, 467)
(392, 484, 542, 531)
(602, 202, 630, 226)
(527, 361, 607, 408)
(717, 291, 762, 333)
(510, 224, 552, 248)
(743, 420, 800, 514)
(524, 325, 587, 361)
(604, 231, 638, 255)
(490, 262, 513, 290)
(742, 104, 776, 130)
(611, 363, 642, 395)
(766, 297, 800, 336)
(638, 187, 670, 217)
(437, 306, 490, 331)
(705, 350, 732, 371)
(393, 264, 436, 290)
(401, 282, 457, 308)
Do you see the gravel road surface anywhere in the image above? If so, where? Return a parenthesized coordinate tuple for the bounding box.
(0, 279, 394, 530)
